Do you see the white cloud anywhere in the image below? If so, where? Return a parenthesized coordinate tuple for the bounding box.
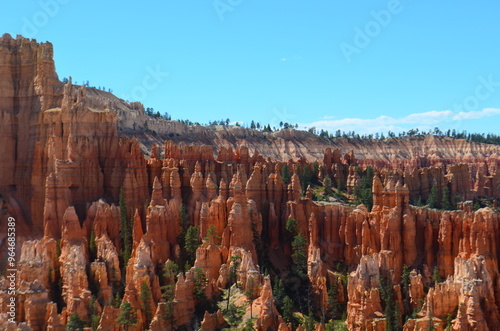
(280, 58, 287, 62)
(304, 108, 500, 134)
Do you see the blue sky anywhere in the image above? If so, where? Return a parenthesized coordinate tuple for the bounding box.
(2, 0, 500, 134)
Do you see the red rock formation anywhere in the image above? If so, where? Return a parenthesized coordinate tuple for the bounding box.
(308, 213, 328, 312)
(97, 306, 120, 331)
(253, 276, 281, 331)
(346, 166, 360, 196)
(172, 272, 195, 329)
(149, 302, 173, 331)
(421, 255, 500, 330)
(246, 163, 265, 212)
(200, 310, 228, 331)
(46, 302, 65, 331)
(2, 35, 500, 331)
(226, 180, 261, 263)
(90, 262, 112, 305)
(147, 143, 163, 187)
(59, 207, 91, 321)
(347, 255, 384, 330)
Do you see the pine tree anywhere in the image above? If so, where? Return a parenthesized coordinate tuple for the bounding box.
(242, 318, 255, 330)
(291, 233, 308, 279)
(226, 255, 240, 311)
(204, 224, 220, 244)
(327, 279, 339, 319)
(428, 184, 438, 209)
(282, 296, 295, 325)
(67, 312, 85, 330)
(112, 292, 122, 308)
(177, 204, 189, 267)
(442, 186, 451, 210)
(193, 267, 208, 307)
(185, 225, 201, 266)
(304, 312, 316, 331)
(285, 217, 299, 236)
(432, 266, 442, 285)
(161, 261, 178, 327)
(89, 296, 100, 331)
(89, 229, 96, 261)
(163, 260, 179, 283)
(401, 265, 411, 319)
(116, 301, 138, 331)
(119, 187, 131, 266)
(272, 278, 286, 311)
(140, 282, 153, 327)
(281, 164, 291, 184)
(379, 275, 397, 331)
(323, 175, 333, 197)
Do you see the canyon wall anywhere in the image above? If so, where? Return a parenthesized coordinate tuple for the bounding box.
(0, 35, 499, 330)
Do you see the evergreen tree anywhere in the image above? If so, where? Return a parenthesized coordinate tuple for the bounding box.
(66, 312, 85, 330)
(428, 184, 439, 209)
(327, 279, 340, 319)
(432, 266, 442, 285)
(204, 224, 220, 244)
(353, 167, 374, 211)
(119, 187, 132, 266)
(161, 261, 178, 327)
(177, 204, 189, 266)
(323, 175, 333, 197)
(297, 164, 313, 194)
(304, 312, 316, 331)
(379, 275, 398, 331)
(193, 267, 208, 308)
(285, 217, 299, 236)
(442, 186, 452, 210)
(112, 292, 122, 308)
(401, 265, 411, 319)
(89, 295, 100, 331)
(281, 164, 291, 184)
(291, 233, 308, 279)
(226, 255, 240, 311)
(163, 260, 179, 284)
(185, 225, 201, 266)
(242, 318, 255, 330)
(273, 278, 286, 311)
(116, 301, 138, 331)
(282, 296, 296, 326)
(89, 229, 96, 261)
(140, 282, 153, 327)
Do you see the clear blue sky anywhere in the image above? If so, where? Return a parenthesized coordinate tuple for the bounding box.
(2, 0, 500, 134)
